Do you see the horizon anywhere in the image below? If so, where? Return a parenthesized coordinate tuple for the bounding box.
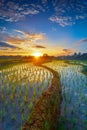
(0, 51, 87, 57)
(0, 0, 87, 56)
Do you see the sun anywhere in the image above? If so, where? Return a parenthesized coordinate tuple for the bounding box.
(32, 52, 42, 57)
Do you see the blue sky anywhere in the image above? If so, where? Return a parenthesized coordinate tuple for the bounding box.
(0, 0, 87, 56)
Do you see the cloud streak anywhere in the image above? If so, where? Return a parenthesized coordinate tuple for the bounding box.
(62, 48, 75, 55)
(0, 41, 18, 48)
(7, 30, 45, 46)
(76, 38, 87, 45)
(0, 30, 46, 52)
(33, 45, 46, 49)
(0, 41, 22, 52)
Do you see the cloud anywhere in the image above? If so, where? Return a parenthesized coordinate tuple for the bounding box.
(0, 41, 22, 51)
(63, 49, 70, 52)
(31, 4, 45, 12)
(62, 49, 75, 55)
(0, 30, 46, 51)
(0, 1, 39, 22)
(14, 30, 45, 39)
(0, 27, 7, 33)
(0, 0, 87, 25)
(33, 45, 46, 49)
(49, 0, 87, 27)
(6, 36, 25, 45)
(7, 30, 45, 46)
(0, 41, 17, 48)
(49, 16, 74, 27)
(76, 38, 87, 45)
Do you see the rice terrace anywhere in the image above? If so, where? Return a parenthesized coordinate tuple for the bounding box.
(0, 0, 87, 130)
(0, 56, 87, 130)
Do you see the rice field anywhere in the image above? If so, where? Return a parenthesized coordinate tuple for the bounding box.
(44, 61, 87, 130)
(0, 60, 87, 130)
(0, 63, 53, 130)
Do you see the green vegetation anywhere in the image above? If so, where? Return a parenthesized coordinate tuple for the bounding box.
(0, 63, 53, 130)
(22, 65, 62, 130)
(0, 59, 87, 130)
(66, 60, 87, 75)
(44, 60, 87, 130)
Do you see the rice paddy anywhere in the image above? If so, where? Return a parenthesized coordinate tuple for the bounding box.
(44, 60, 87, 130)
(0, 60, 87, 130)
(0, 63, 53, 130)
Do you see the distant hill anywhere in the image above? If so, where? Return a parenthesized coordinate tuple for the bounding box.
(57, 53, 87, 60)
(76, 53, 87, 60)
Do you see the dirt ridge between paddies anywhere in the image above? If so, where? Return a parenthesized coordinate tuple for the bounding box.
(22, 64, 62, 130)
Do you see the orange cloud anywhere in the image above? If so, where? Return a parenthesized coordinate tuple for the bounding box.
(32, 45, 46, 49)
(7, 36, 25, 44)
(15, 30, 45, 41)
(62, 49, 75, 55)
(6, 30, 46, 50)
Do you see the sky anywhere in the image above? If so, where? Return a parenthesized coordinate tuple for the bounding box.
(0, 0, 87, 56)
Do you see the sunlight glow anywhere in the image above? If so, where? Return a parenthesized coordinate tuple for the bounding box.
(32, 52, 43, 57)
